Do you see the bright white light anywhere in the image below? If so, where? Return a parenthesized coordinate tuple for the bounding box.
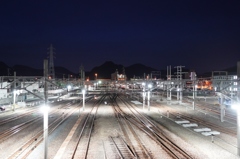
(231, 102, 240, 111)
(40, 105, 49, 113)
(148, 84, 152, 88)
(142, 82, 145, 86)
(82, 89, 85, 94)
(13, 90, 20, 95)
(67, 85, 71, 90)
(231, 104, 238, 110)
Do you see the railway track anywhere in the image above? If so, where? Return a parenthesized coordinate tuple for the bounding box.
(0, 101, 73, 143)
(70, 94, 106, 159)
(112, 94, 195, 159)
(109, 136, 135, 159)
(153, 98, 237, 136)
(7, 102, 79, 159)
(110, 94, 152, 159)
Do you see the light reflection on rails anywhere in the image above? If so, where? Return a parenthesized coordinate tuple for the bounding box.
(7, 101, 78, 159)
(118, 94, 194, 159)
(70, 94, 106, 159)
(110, 93, 151, 159)
(0, 100, 70, 143)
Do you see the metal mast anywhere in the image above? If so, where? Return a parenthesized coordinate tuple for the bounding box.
(79, 64, 85, 87)
(47, 44, 55, 79)
(122, 67, 126, 81)
(175, 65, 185, 104)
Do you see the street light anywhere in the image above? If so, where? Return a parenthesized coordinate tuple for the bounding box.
(95, 73, 98, 80)
(13, 89, 19, 111)
(231, 103, 240, 156)
(142, 82, 146, 110)
(67, 85, 71, 92)
(131, 83, 135, 98)
(195, 84, 198, 97)
(82, 89, 85, 111)
(147, 84, 152, 111)
(41, 104, 49, 159)
(94, 83, 96, 90)
(97, 81, 101, 90)
(192, 83, 197, 109)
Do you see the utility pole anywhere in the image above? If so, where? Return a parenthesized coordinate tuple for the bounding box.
(175, 66, 186, 104)
(190, 71, 197, 109)
(122, 67, 126, 81)
(12, 72, 16, 111)
(43, 59, 48, 159)
(167, 65, 172, 104)
(236, 61, 240, 156)
(47, 44, 55, 90)
(79, 64, 85, 88)
(142, 82, 146, 110)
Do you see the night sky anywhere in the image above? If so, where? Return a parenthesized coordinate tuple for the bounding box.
(1, 0, 240, 74)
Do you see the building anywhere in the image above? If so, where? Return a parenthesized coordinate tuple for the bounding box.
(111, 69, 127, 81)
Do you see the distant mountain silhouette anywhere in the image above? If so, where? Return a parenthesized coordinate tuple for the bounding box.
(0, 62, 77, 78)
(86, 61, 124, 79)
(85, 61, 164, 79)
(198, 65, 238, 78)
(0, 61, 237, 80)
(12, 65, 42, 76)
(222, 65, 237, 74)
(0, 61, 11, 76)
(125, 63, 159, 79)
(54, 66, 78, 79)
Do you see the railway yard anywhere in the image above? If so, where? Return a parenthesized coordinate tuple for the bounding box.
(0, 89, 239, 159)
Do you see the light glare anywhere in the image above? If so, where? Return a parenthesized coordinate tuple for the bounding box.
(41, 105, 49, 113)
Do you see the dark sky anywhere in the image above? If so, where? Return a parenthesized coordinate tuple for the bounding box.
(1, 0, 240, 74)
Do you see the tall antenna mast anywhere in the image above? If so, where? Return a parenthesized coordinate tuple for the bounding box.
(47, 44, 55, 79)
(79, 64, 85, 87)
